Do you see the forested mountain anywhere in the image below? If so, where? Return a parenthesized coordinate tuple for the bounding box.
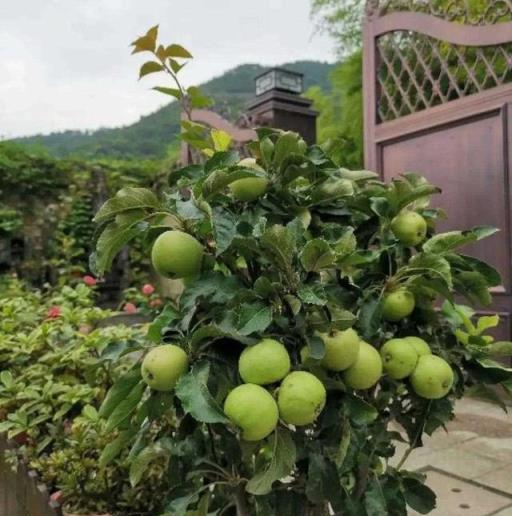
(12, 61, 333, 159)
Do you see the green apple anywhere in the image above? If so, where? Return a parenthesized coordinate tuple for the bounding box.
(380, 338, 418, 379)
(382, 289, 415, 322)
(391, 211, 427, 246)
(151, 230, 203, 279)
(410, 355, 454, 399)
(278, 371, 326, 426)
(343, 341, 383, 389)
(317, 328, 361, 371)
(404, 336, 432, 357)
(229, 158, 268, 202)
(239, 339, 291, 385)
(141, 344, 189, 391)
(296, 207, 312, 229)
(224, 384, 279, 441)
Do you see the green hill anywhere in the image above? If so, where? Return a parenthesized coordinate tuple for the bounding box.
(12, 61, 333, 159)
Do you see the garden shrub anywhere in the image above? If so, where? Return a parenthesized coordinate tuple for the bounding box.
(0, 278, 180, 514)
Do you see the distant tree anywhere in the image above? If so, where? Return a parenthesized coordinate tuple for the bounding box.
(311, 0, 366, 56)
(305, 51, 363, 168)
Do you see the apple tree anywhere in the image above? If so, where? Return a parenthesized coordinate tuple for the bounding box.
(90, 26, 512, 516)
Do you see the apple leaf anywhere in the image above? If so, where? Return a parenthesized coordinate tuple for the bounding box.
(299, 239, 335, 272)
(211, 129, 232, 152)
(139, 61, 163, 79)
(152, 86, 182, 100)
(212, 207, 237, 256)
(99, 429, 136, 468)
(105, 381, 146, 432)
(236, 302, 272, 336)
(402, 476, 437, 514)
(246, 428, 296, 495)
(130, 442, 170, 487)
(175, 362, 229, 424)
(94, 220, 147, 275)
(94, 187, 161, 223)
(422, 226, 498, 255)
(147, 304, 180, 343)
(165, 44, 192, 58)
(344, 395, 378, 426)
(487, 341, 512, 356)
(99, 368, 142, 419)
(298, 284, 328, 306)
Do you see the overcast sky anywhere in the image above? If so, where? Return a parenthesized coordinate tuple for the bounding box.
(0, 0, 335, 139)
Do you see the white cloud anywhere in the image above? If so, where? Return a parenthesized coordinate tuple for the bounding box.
(0, 0, 335, 138)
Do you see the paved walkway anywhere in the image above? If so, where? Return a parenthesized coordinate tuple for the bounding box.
(391, 398, 512, 515)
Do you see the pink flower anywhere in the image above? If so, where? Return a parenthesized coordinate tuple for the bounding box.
(83, 275, 97, 286)
(149, 298, 163, 308)
(123, 302, 137, 314)
(50, 491, 63, 503)
(142, 283, 155, 295)
(46, 306, 62, 319)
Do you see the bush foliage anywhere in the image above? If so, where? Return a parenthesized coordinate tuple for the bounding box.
(92, 126, 512, 514)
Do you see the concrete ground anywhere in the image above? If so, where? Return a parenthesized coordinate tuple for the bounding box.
(390, 398, 512, 515)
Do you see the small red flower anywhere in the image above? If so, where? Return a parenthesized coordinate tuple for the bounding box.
(149, 298, 163, 308)
(83, 275, 97, 286)
(50, 490, 63, 503)
(46, 306, 62, 319)
(123, 302, 137, 314)
(142, 283, 155, 295)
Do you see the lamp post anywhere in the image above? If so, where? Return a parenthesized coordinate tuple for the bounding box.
(255, 68, 304, 96)
(246, 67, 318, 144)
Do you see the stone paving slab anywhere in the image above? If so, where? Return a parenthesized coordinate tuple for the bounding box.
(409, 468, 512, 516)
(392, 397, 512, 515)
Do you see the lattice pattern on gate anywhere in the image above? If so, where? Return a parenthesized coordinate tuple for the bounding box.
(373, 0, 512, 25)
(367, 1, 512, 122)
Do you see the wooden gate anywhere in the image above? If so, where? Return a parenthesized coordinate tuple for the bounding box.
(363, 0, 512, 338)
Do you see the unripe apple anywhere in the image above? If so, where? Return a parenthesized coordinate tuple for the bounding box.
(151, 230, 203, 279)
(278, 371, 326, 426)
(410, 355, 454, 399)
(239, 339, 291, 385)
(141, 344, 189, 391)
(382, 289, 415, 322)
(391, 211, 427, 246)
(343, 341, 382, 389)
(404, 336, 432, 357)
(317, 328, 361, 371)
(380, 338, 418, 379)
(229, 158, 268, 202)
(224, 384, 279, 441)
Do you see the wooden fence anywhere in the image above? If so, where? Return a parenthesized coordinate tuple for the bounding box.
(0, 437, 61, 516)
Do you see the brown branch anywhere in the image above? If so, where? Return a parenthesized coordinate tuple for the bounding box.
(234, 484, 250, 516)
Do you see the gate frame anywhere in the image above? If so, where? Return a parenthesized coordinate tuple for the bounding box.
(362, 4, 512, 337)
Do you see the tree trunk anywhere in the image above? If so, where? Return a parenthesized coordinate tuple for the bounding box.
(234, 484, 250, 516)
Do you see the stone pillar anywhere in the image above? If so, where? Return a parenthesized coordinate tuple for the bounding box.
(245, 68, 318, 144)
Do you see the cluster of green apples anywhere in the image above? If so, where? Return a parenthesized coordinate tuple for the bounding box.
(380, 210, 429, 321)
(150, 158, 269, 281)
(223, 330, 453, 442)
(380, 337, 454, 399)
(224, 339, 326, 441)
(302, 329, 383, 390)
